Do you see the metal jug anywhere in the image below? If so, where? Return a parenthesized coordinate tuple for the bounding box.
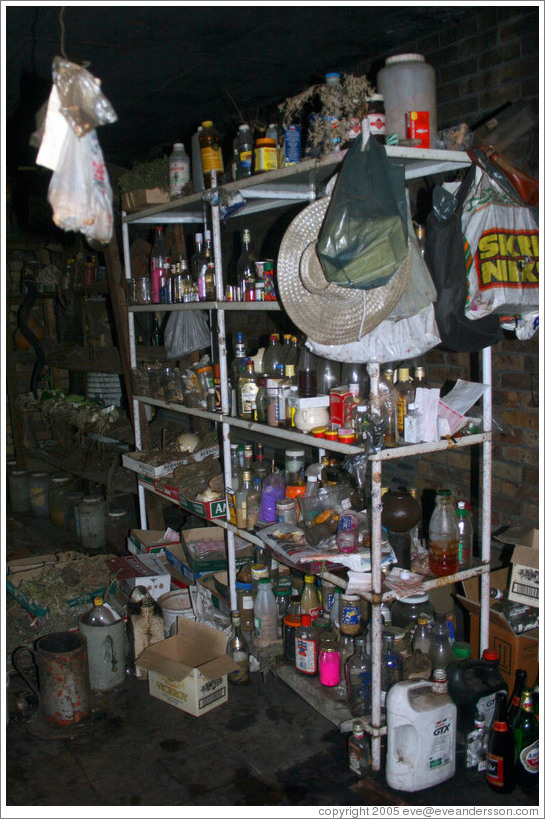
(78, 616, 128, 692)
(12, 631, 91, 726)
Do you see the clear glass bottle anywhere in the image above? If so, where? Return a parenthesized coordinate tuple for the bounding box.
(295, 614, 319, 677)
(237, 360, 259, 421)
(300, 574, 322, 621)
(403, 402, 422, 444)
(465, 710, 489, 782)
(428, 490, 459, 576)
(346, 634, 372, 717)
(229, 442, 241, 492)
(235, 470, 252, 530)
(348, 719, 371, 777)
(315, 356, 341, 395)
(456, 500, 473, 570)
(428, 614, 455, 670)
(229, 332, 247, 416)
(274, 586, 291, 638)
(262, 333, 283, 377)
(381, 631, 403, 711)
(236, 229, 257, 302)
(253, 578, 278, 647)
(191, 232, 204, 290)
(335, 633, 355, 699)
(48, 474, 75, 526)
(199, 120, 224, 189)
(227, 610, 250, 684)
(83, 595, 117, 626)
(246, 477, 262, 531)
(277, 364, 295, 428)
(412, 615, 432, 656)
(395, 367, 415, 443)
(78, 494, 107, 551)
(380, 367, 398, 448)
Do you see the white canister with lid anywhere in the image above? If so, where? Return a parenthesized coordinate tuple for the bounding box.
(377, 53, 437, 140)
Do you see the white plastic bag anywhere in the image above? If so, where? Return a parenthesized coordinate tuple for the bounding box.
(164, 310, 211, 359)
(307, 302, 441, 364)
(462, 167, 539, 319)
(47, 127, 113, 245)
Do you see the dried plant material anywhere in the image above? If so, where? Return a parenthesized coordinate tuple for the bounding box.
(279, 72, 374, 154)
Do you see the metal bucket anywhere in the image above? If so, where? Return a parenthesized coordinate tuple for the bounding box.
(78, 616, 127, 692)
(12, 632, 91, 726)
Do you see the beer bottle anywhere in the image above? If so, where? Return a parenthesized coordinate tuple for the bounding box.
(513, 688, 539, 790)
(507, 668, 527, 726)
(486, 691, 516, 793)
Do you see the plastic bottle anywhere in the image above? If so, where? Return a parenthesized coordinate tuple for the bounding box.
(262, 333, 283, 377)
(227, 610, 250, 684)
(348, 719, 371, 778)
(295, 614, 319, 677)
(512, 687, 539, 790)
(191, 125, 205, 192)
(199, 120, 224, 189)
(486, 691, 516, 793)
(447, 649, 509, 743)
(346, 635, 372, 718)
(427, 614, 455, 670)
(300, 575, 322, 621)
(386, 672, 457, 792)
(83, 595, 118, 626)
(465, 710, 489, 782)
(253, 578, 278, 647)
(377, 53, 437, 140)
(236, 123, 253, 179)
(428, 490, 459, 577)
(455, 500, 473, 570)
(412, 615, 432, 656)
(169, 142, 190, 198)
(296, 344, 317, 398)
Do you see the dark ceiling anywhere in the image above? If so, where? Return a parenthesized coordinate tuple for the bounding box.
(5, 4, 475, 173)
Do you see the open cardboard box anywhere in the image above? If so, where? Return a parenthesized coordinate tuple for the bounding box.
(494, 526, 539, 607)
(137, 617, 238, 716)
(457, 567, 538, 692)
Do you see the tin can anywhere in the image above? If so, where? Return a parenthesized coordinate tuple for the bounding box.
(254, 138, 278, 173)
(319, 646, 341, 686)
(324, 428, 339, 442)
(338, 428, 355, 444)
(283, 614, 302, 663)
(311, 426, 327, 438)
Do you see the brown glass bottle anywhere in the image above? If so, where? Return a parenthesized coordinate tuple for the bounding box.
(486, 691, 516, 793)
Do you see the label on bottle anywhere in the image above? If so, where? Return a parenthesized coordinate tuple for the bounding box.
(169, 160, 190, 196)
(368, 112, 386, 136)
(348, 738, 365, 775)
(477, 692, 508, 729)
(308, 605, 322, 621)
(241, 382, 259, 415)
(295, 636, 317, 674)
(429, 716, 454, 770)
(341, 604, 361, 626)
(200, 146, 224, 174)
(520, 739, 539, 774)
(238, 150, 252, 174)
(228, 651, 249, 683)
(486, 752, 505, 786)
(242, 596, 254, 610)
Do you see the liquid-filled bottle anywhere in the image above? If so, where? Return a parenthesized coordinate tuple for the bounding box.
(199, 120, 224, 189)
(486, 692, 516, 793)
(428, 490, 459, 576)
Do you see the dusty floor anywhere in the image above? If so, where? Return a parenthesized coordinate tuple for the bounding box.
(3, 509, 542, 811)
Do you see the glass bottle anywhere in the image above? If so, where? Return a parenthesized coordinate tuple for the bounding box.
(203, 229, 215, 300)
(199, 120, 224, 189)
(277, 364, 295, 428)
(191, 232, 204, 291)
(428, 490, 459, 576)
(227, 610, 250, 684)
(229, 442, 241, 492)
(236, 229, 257, 302)
(381, 631, 402, 711)
(403, 402, 422, 444)
(246, 477, 262, 531)
(235, 123, 253, 180)
(413, 365, 429, 389)
(280, 333, 293, 367)
(274, 586, 291, 638)
(235, 470, 253, 530)
(341, 361, 369, 398)
(315, 356, 341, 395)
(83, 595, 117, 626)
(335, 633, 355, 699)
(253, 443, 270, 480)
(380, 367, 398, 448)
(412, 615, 432, 656)
(237, 359, 259, 421)
(285, 334, 298, 368)
(230, 332, 247, 416)
(456, 500, 473, 570)
(507, 669, 528, 726)
(512, 688, 539, 790)
(253, 578, 278, 647)
(295, 614, 319, 677)
(300, 574, 322, 621)
(465, 710, 489, 782)
(486, 692, 516, 793)
(395, 367, 415, 443)
(262, 333, 283, 377)
(428, 614, 455, 670)
(346, 634, 372, 717)
(296, 343, 317, 398)
(348, 719, 371, 778)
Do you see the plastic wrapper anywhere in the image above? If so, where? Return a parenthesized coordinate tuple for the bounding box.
(52, 56, 118, 137)
(316, 124, 408, 290)
(163, 309, 211, 359)
(47, 127, 113, 245)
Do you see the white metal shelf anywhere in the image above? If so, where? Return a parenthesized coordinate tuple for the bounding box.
(128, 300, 281, 313)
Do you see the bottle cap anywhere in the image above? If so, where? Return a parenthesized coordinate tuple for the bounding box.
(304, 575, 315, 583)
(300, 614, 312, 627)
(408, 403, 417, 411)
(452, 641, 472, 659)
(258, 577, 272, 586)
(482, 649, 499, 662)
(93, 596, 104, 606)
(352, 719, 364, 733)
(202, 120, 213, 127)
(173, 142, 184, 150)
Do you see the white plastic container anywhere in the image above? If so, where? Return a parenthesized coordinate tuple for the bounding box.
(157, 589, 195, 637)
(386, 677, 456, 792)
(377, 53, 437, 140)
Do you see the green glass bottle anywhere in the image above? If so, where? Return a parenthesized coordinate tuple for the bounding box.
(513, 687, 539, 790)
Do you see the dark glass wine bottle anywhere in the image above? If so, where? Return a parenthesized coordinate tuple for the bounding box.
(507, 668, 527, 726)
(486, 691, 516, 793)
(513, 688, 539, 790)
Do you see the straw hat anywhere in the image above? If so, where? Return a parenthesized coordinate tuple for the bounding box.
(276, 195, 411, 345)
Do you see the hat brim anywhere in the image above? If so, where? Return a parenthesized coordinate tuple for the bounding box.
(277, 196, 410, 345)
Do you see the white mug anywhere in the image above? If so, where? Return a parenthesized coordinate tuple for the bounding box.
(294, 406, 330, 433)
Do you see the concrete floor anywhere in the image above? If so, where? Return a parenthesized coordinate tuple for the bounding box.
(3, 509, 542, 811)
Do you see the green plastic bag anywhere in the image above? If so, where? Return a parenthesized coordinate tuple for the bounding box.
(317, 131, 408, 289)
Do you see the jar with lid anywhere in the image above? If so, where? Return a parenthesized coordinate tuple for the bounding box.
(284, 449, 305, 487)
(78, 494, 107, 551)
(254, 138, 278, 173)
(63, 491, 85, 534)
(391, 592, 435, 640)
(251, 563, 269, 597)
(340, 594, 362, 636)
(8, 468, 31, 512)
(275, 497, 297, 525)
(29, 472, 51, 517)
(49, 474, 75, 526)
(236, 580, 254, 632)
(105, 509, 129, 555)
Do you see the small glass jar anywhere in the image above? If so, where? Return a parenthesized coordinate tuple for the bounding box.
(63, 491, 85, 534)
(391, 593, 435, 639)
(105, 509, 129, 554)
(148, 362, 165, 398)
(162, 365, 178, 402)
(319, 645, 341, 687)
(49, 474, 75, 526)
(78, 494, 107, 551)
(275, 497, 297, 525)
(8, 468, 31, 512)
(29, 472, 51, 517)
(284, 449, 305, 486)
(274, 587, 292, 638)
(340, 594, 362, 636)
(236, 580, 254, 632)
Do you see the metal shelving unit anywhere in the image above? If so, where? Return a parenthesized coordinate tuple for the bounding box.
(121, 148, 493, 772)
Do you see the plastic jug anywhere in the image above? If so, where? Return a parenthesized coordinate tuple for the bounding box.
(386, 674, 456, 792)
(447, 650, 509, 743)
(377, 53, 437, 140)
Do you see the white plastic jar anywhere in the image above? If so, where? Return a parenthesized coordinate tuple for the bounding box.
(377, 53, 437, 140)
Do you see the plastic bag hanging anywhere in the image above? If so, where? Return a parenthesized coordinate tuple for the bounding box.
(52, 56, 118, 138)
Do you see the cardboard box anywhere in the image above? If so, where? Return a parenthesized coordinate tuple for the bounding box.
(197, 572, 231, 617)
(164, 542, 216, 584)
(457, 568, 538, 692)
(107, 553, 171, 600)
(494, 527, 539, 607)
(181, 527, 253, 574)
(177, 491, 226, 520)
(137, 618, 238, 716)
(122, 451, 189, 479)
(329, 386, 352, 427)
(128, 528, 181, 555)
(121, 187, 170, 212)
(406, 111, 430, 148)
